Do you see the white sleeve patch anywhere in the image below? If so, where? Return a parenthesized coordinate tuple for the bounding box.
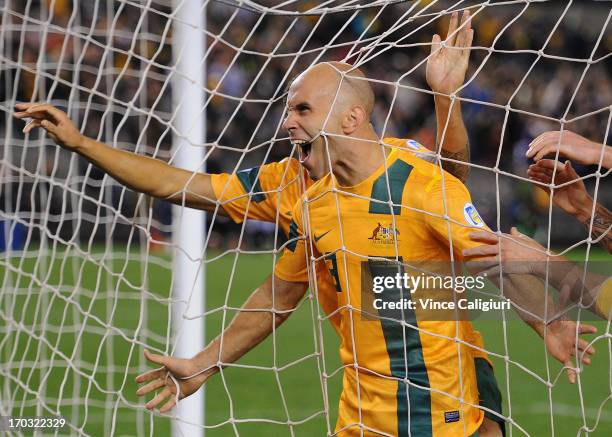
(405, 139, 422, 150)
(463, 202, 485, 228)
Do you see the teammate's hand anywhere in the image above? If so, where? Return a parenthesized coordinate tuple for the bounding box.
(426, 10, 474, 96)
(526, 130, 611, 168)
(135, 350, 214, 413)
(528, 159, 593, 220)
(541, 319, 596, 384)
(13, 103, 83, 151)
(463, 227, 548, 276)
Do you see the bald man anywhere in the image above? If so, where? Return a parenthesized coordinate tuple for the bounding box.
(17, 12, 508, 436)
(135, 55, 509, 437)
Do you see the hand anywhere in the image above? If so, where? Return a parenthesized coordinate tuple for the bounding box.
(14, 103, 83, 150)
(426, 10, 474, 96)
(541, 319, 596, 384)
(527, 159, 594, 221)
(526, 130, 610, 168)
(135, 350, 215, 413)
(463, 227, 548, 275)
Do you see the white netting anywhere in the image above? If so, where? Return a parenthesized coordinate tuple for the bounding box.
(0, 0, 610, 436)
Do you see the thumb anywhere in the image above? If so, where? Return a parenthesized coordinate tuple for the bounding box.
(40, 119, 58, 135)
(510, 227, 524, 237)
(144, 349, 169, 367)
(431, 34, 441, 55)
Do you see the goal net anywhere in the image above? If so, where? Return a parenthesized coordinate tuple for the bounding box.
(1, 0, 610, 436)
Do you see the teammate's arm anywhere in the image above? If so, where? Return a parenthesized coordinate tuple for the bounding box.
(527, 130, 612, 169)
(465, 228, 611, 320)
(424, 180, 596, 381)
(14, 103, 220, 212)
(426, 10, 473, 182)
(135, 275, 308, 412)
(528, 159, 611, 253)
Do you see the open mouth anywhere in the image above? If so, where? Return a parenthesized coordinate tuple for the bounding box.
(293, 139, 312, 164)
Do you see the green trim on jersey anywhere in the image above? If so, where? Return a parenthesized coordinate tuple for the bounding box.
(236, 167, 266, 203)
(369, 160, 413, 215)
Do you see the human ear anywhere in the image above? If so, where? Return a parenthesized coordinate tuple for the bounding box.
(341, 105, 366, 134)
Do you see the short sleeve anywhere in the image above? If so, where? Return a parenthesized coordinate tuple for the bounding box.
(274, 200, 310, 283)
(424, 176, 491, 258)
(210, 159, 301, 225)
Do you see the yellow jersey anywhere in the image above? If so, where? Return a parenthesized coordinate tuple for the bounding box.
(274, 143, 491, 436)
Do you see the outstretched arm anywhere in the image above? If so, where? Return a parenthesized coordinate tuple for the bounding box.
(426, 10, 474, 181)
(135, 275, 308, 412)
(14, 103, 220, 212)
(464, 229, 599, 383)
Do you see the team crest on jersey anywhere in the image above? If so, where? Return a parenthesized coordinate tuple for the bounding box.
(368, 222, 400, 244)
(463, 203, 485, 228)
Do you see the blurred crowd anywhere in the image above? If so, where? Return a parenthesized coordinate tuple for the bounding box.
(1, 0, 610, 250)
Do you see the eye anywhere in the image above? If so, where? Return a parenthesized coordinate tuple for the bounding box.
(296, 104, 310, 114)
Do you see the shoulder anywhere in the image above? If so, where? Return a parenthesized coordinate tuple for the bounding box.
(384, 141, 471, 204)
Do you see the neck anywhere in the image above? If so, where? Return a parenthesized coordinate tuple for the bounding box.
(331, 126, 384, 187)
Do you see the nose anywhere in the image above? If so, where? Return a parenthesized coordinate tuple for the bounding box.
(282, 111, 296, 133)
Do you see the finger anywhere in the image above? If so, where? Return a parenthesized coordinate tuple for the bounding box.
(15, 102, 43, 110)
(528, 167, 553, 182)
(533, 144, 559, 162)
(577, 339, 595, 356)
(577, 323, 597, 335)
(468, 231, 499, 243)
(527, 166, 546, 178)
(135, 367, 165, 384)
(23, 119, 43, 134)
(462, 29, 474, 58)
(526, 140, 545, 158)
(159, 397, 178, 414)
(430, 33, 441, 55)
(446, 11, 459, 45)
(455, 10, 471, 48)
(462, 244, 499, 258)
(145, 387, 172, 410)
(563, 160, 580, 179)
(13, 111, 40, 119)
(136, 378, 166, 396)
(565, 360, 576, 384)
(23, 104, 65, 122)
(144, 349, 170, 367)
(39, 119, 61, 137)
(509, 227, 523, 237)
(534, 159, 565, 172)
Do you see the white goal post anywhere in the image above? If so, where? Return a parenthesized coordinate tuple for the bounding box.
(0, 1, 610, 436)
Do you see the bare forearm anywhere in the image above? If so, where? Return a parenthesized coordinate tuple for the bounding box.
(604, 146, 612, 170)
(191, 276, 306, 373)
(499, 273, 562, 325)
(77, 136, 218, 211)
(434, 96, 470, 181)
(575, 198, 612, 253)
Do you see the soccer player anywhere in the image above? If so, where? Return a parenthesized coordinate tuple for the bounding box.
(134, 62, 593, 436)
